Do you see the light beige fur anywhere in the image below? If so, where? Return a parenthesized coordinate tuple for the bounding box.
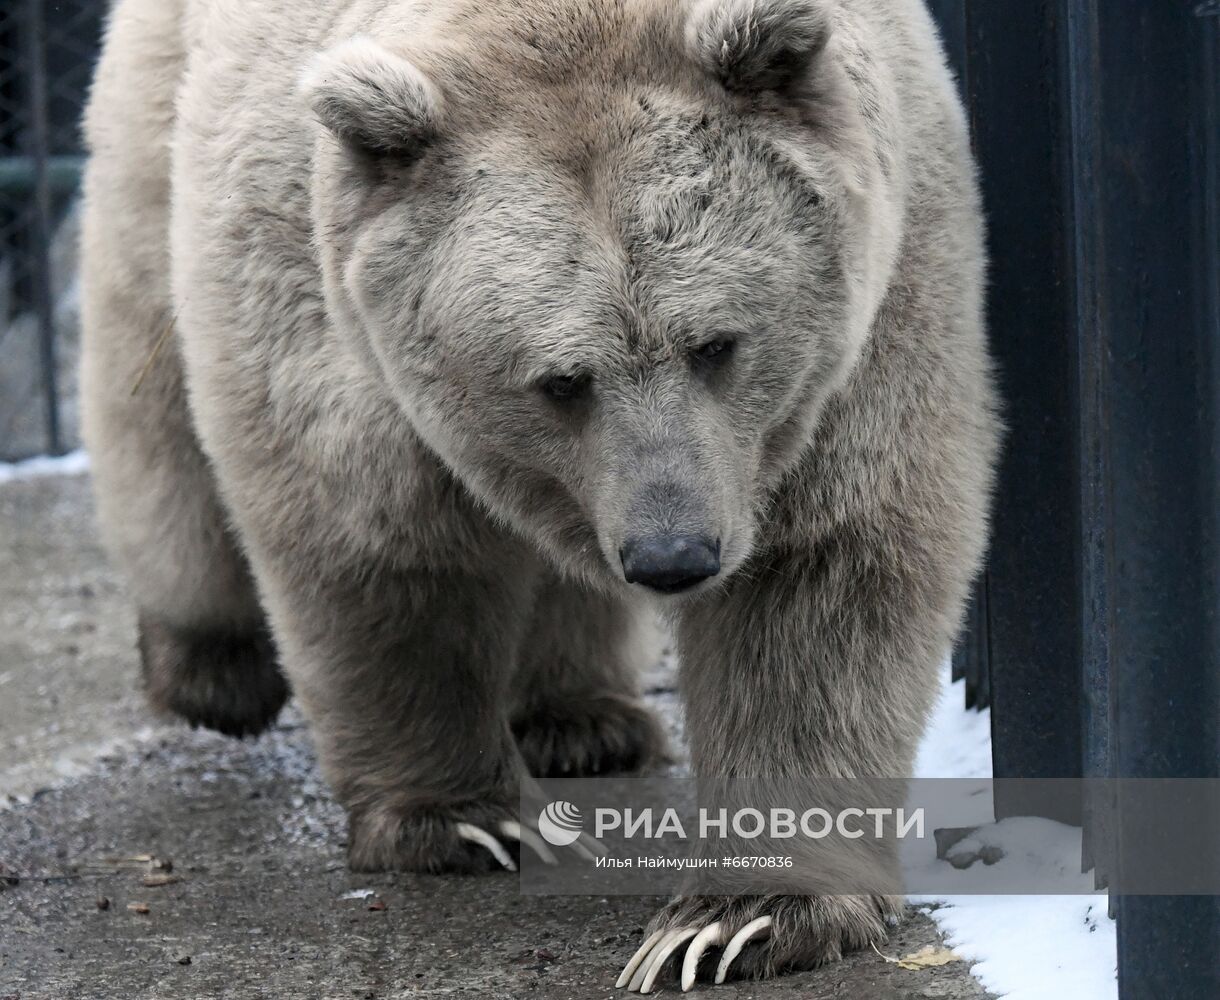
(81, 0, 998, 983)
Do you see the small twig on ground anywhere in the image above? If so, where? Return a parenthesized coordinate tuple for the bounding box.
(0, 852, 175, 886)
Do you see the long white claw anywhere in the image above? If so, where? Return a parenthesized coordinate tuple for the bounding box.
(568, 837, 597, 863)
(628, 928, 681, 992)
(634, 926, 702, 995)
(638, 927, 699, 993)
(456, 822, 516, 872)
(499, 820, 558, 866)
(577, 830, 609, 858)
(714, 915, 773, 984)
(680, 921, 725, 992)
(616, 928, 667, 989)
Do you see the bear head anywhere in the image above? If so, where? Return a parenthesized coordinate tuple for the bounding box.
(301, 0, 900, 595)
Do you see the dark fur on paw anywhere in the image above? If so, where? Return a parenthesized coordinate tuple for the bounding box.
(347, 803, 521, 874)
(138, 615, 288, 738)
(625, 893, 900, 988)
(513, 693, 670, 777)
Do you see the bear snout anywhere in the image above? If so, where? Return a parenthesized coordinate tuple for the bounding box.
(619, 534, 721, 594)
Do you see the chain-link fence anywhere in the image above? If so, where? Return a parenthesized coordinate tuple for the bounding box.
(0, 0, 106, 460)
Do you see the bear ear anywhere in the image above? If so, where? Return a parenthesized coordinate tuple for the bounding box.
(685, 0, 832, 96)
(300, 37, 442, 158)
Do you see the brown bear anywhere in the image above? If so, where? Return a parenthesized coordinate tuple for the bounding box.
(80, 0, 999, 987)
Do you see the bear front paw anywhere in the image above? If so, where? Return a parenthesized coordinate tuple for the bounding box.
(618, 893, 900, 992)
(347, 802, 605, 874)
(513, 693, 670, 777)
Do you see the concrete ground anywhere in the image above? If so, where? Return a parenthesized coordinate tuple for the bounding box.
(0, 472, 993, 1000)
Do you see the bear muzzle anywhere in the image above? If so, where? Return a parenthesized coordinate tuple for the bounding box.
(619, 534, 721, 594)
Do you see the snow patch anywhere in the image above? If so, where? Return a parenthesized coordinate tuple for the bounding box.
(913, 666, 1118, 999)
(923, 895, 1117, 1000)
(0, 449, 90, 484)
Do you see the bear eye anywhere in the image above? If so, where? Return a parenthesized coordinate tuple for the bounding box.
(540, 371, 592, 403)
(692, 337, 736, 370)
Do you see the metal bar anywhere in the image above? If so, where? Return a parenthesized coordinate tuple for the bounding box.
(951, 579, 990, 709)
(964, 0, 1084, 821)
(1061, 0, 1113, 888)
(972, 577, 991, 710)
(22, 0, 62, 455)
(0, 155, 85, 196)
(1082, 2, 1220, 996)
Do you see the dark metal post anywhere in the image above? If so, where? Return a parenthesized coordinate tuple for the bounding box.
(927, 0, 1220, 993)
(23, 0, 62, 455)
(1061, 0, 1113, 889)
(963, 0, 1086, 819)
(1076, 2, 1220, 994)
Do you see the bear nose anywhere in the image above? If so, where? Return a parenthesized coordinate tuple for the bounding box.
(619, 535, 721, 594)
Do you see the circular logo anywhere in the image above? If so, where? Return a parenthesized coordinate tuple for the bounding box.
(538, 800, 583, 847)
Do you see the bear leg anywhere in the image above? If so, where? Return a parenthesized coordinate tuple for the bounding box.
(619, 535, 949, 990)
(252, 550, 573, 873)
(80, 0, 286, 738)
(511, 574, 669, 777)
